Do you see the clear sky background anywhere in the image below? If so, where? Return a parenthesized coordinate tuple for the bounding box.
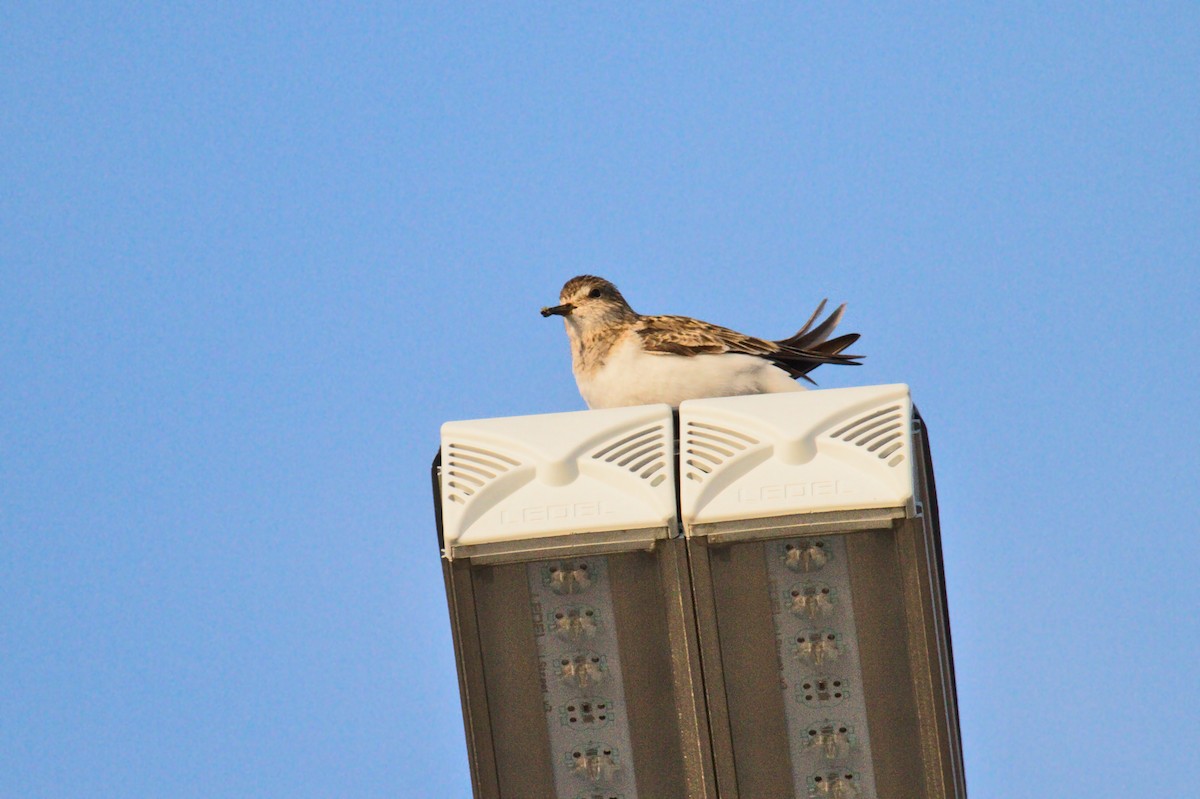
(3, 4, 1197, 798)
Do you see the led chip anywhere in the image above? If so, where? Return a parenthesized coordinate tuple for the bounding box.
(795, 631, 841, 666)
(546, 561, 594, 595)
(552, 606, 600, 641)
(560, 698, 613, 729)
(808, 770, 862, 798)
(784, 540, 829, 573)
(568, 744, 621, 783)
(790, 584, 835, 619)
(804, 721, 857, 760)
(557, 652, 607, 690)
(799, 677, 849, 708)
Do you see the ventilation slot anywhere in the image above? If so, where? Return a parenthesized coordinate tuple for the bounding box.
(683, 422, 759, 483)
(590, 425, 669, 487)
(830, 406, 906, 467)
(444, 443, 521, 504)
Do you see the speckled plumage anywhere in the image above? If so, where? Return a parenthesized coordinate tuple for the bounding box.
(541, 275, 862, 409)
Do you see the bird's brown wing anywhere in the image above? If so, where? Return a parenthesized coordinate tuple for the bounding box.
(635, 315, 780, 357)
(636, 303, 862, 384)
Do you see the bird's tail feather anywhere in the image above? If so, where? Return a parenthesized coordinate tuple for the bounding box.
(770, 300, 863, 381)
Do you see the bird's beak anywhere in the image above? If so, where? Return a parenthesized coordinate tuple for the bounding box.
(540, 303, 575, 318)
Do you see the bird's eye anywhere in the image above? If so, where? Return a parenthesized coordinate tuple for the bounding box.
(588, 288, 602, 298)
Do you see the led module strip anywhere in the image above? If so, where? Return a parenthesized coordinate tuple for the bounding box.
(527, 557, 638, 799)
(766, 536, 878, 799)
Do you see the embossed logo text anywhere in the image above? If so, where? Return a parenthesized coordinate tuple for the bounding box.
(737, 480, 853, 502)
(500, 501, 614, 524)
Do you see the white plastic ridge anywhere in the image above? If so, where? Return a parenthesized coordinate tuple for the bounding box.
(439, 404, 677, 558)
(677, 385, 915, 533)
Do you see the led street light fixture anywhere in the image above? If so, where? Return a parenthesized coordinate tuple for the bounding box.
(434, 405, 715, 799)
(440, 405, 678, 563)
(679, 386, 966, 799)
(433, 387, 965, 799)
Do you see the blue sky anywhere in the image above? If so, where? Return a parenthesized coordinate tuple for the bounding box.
(2, 3, 1197, 797)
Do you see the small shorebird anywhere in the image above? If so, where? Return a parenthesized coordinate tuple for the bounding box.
(541, 275, 862, 409)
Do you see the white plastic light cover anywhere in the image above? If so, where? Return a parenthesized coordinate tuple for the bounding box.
(440, 404, 677, 558)
(678, 385, 915, 532)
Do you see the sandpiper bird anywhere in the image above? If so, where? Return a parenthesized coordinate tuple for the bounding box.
(541, 275, 862, 409)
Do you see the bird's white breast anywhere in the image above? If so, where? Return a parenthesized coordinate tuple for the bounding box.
(574, 336, 804, 409)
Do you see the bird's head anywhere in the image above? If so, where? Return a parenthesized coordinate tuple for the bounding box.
(541, 275, 636, 331)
